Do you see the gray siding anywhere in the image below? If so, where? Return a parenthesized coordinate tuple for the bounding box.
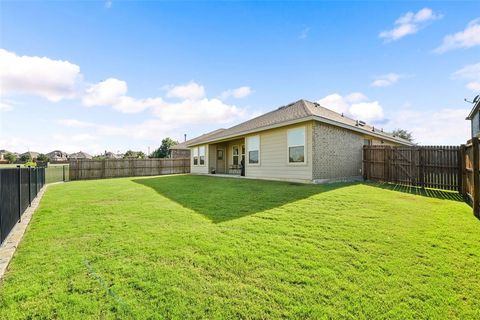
(472, 112, 480, 138)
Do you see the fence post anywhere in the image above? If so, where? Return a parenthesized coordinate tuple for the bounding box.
(62, 165, 65, 182)
(472, 137, 480, 217)
(0, 170, 2, 242)
(362, 145, 368, 180)
(28, 166, 32, 206)
(17, 165, 21, 222)
(419, 147, 425, 188)
(459, 145, 466, 196)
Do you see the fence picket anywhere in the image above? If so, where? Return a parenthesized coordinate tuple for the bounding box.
(69, 158, 191, 181)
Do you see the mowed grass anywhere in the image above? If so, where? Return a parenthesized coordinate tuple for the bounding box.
(0, 175, 479, 319)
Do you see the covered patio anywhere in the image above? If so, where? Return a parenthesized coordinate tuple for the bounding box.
(207, 138, 245, 175)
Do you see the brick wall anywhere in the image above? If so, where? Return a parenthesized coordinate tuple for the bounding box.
(312, 122, 365, 182)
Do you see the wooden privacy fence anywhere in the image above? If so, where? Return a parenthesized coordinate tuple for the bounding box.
(69, 158, 190, 181)
(363, 145, 461, 191)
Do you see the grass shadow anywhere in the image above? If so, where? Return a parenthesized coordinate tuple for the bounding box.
(133, 175, 347, 223)
(371, 182, 464, 202)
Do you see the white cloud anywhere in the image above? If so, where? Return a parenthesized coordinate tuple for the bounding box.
(349, 101, 384, 121)
(165, 81, 205, 100)
(83, 78, 127, 106)
(467, 82, 480, 92)
(299, 26, 310, 40)
(371, 73, 402, 87)
(82, 78, 162, 113)
(220, 86, 253, 99)
(105, 1, 112, 9)
(0, 48, 81, 102)
(435, 18, 480, 53)
(151, 98, 247, 125)
(317, 92, 383, 121)
(387, 108, 469, 145)
(57, 119, 95, 128)
(0, 99, 16, 111)
(452, 62, 480, 92)
(379, 8, 442, 42)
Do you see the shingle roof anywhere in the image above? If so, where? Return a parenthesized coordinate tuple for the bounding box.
(69, 151, 93, 159)
(175, 129, 226, 149)
(187, 99, 413, 146)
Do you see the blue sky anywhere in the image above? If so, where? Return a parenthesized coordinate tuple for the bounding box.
(1, 1, 479, 154)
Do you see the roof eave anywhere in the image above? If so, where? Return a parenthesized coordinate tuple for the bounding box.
(466, 100, 480, 120)
(187, 115, 413, 147)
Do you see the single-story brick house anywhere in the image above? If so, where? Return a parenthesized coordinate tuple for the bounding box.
(186, 99, 413, 183)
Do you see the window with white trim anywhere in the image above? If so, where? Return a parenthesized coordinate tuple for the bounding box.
(232, 145, 239, 166)
(193, 147, 198, 165)
(199, 146, 205, 165)
(287, 127, 305, 163)
(247, 136, 260, 164)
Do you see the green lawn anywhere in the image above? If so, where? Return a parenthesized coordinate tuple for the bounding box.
(0, 175, 479, 319)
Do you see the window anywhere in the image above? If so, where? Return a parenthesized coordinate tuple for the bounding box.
(287, 127, 305, 163)
(364, 139, 372, 146)
(199, 146, 205, 165)
(217, 149, 224, 160)
(247, 136, 260, 164)
(232, 145, 239, 166)
(193, 148, 198, 165)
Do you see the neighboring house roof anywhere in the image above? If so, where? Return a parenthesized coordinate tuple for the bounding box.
(69, 151, 93, 159)
(46, 150, 68, 159)
(187, 99, 413, 146)
(466, 95, 480, 120)
(177, 129, 227, 149)
(104, 151, 123, 159)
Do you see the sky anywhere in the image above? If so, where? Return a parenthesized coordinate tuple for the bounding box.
(0, 1, 479, 155)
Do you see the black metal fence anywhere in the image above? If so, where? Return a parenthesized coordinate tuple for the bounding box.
(0, 167, 45, 244)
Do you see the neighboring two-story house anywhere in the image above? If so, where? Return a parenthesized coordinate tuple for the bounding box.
(466, 95, 480, 138)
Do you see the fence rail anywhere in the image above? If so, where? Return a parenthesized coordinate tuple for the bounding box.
(69, 158, 190, 181)
(0, 167, 45, 244)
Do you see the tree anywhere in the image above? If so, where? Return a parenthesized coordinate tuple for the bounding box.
(392, 129, 414, 142)
(37, 153, 49, 162)
(19, 154, 32, 162)
(4, 152, 16, 164)
(150, 138, 178, 158)
(123, 150, 146, 159)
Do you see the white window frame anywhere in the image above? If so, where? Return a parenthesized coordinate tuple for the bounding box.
(232, 145, 239, 167)
(199, 145, 206, 166)
(247, 135, 260, 165)
(287, 126, 306, 165)
(192, 147, 199, 166)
